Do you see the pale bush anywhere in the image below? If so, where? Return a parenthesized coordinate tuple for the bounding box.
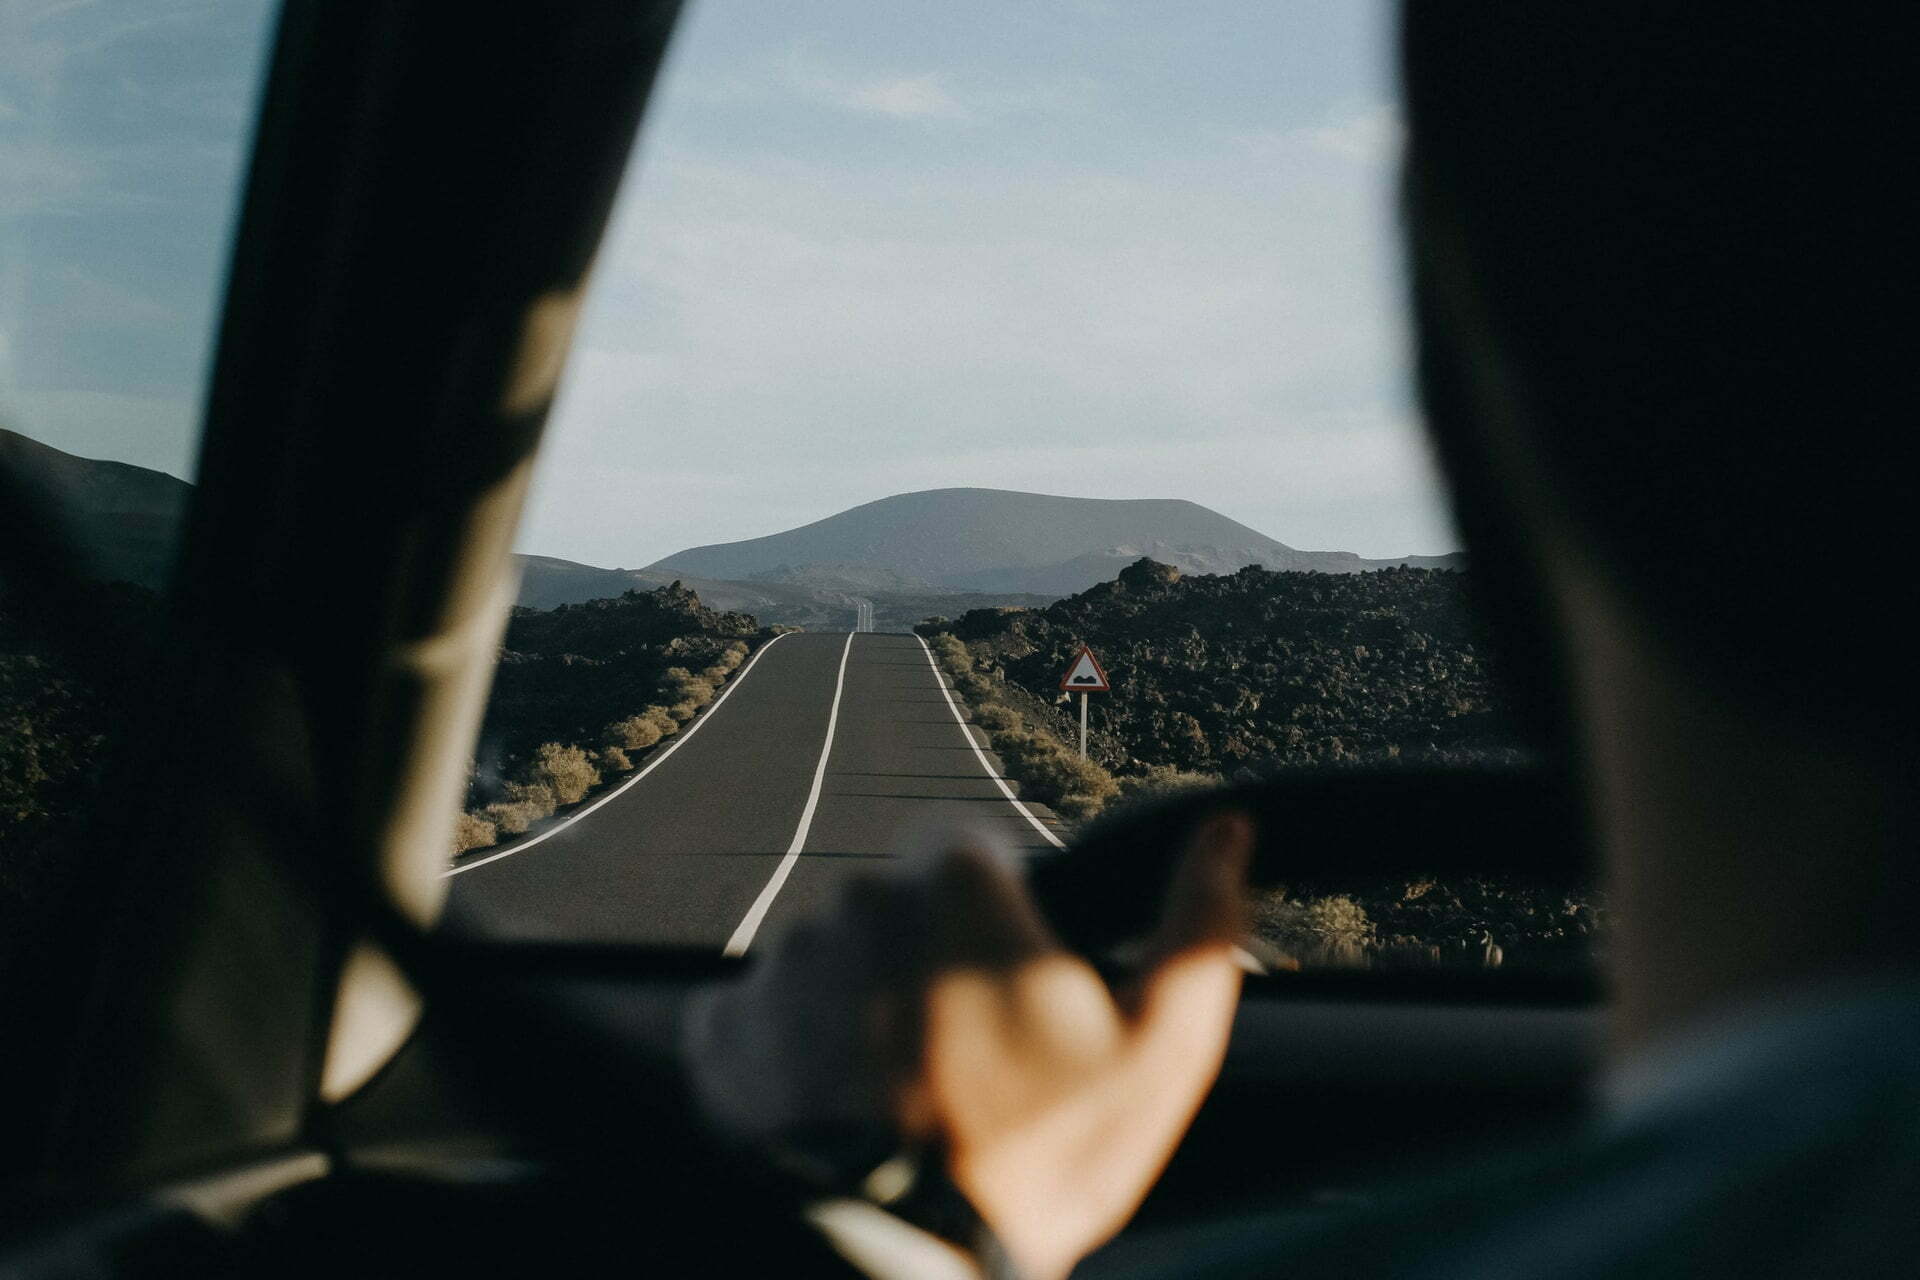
(1053, 792, 1109, 821)
(607, 714, 664, 751)
(595, 745, 632, 773)
(1104, 766, 1224, 821)
(986, 723, 1118, 817)
(972, 702, 1021, 731)
(1117, 765, 1222, 802)
(662, 666, 716, 711)
(702, 642, 750, 684)
(484, 799, 541, 835)
(531, 742, 599, 805)
(619, 705, 680, 743)
(453, 811, 497, 854)
(929, 631, 1116, 821)
(485, 777, 560, 834)
(956, 670, 997, 701)
(1253, 893, 1377, 968)
(986, 725, 1041, 760)
(1019, 747, 1119, 809)
(931, 634, 969, 668)
(504, 779, 556, 818)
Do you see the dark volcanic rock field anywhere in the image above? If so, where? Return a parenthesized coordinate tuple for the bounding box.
(927, 559, 1524, 776)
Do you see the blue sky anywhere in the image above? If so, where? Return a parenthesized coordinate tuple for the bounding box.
(2, 1, 1460, 566)
(0, 0, 273, 476)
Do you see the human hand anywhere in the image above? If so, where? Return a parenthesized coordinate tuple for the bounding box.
(682, 814, 1253, 1279)
(897, 813, 1253, 1280)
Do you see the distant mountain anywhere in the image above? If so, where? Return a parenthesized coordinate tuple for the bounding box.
(650, 487, 1460, 596)
(1, 438, 1462, 625)
(0, 428, 191, 590)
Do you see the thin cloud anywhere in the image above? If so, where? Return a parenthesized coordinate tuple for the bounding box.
(782, 43, 1099, 126)
(1239, 103, 1406, 169)
(841, 73, 968, 120)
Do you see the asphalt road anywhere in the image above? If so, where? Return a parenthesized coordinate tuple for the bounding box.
(445, 631, 1066, 951)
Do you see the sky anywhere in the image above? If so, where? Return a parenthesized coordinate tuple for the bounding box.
(1, 0, 1461, 567)
(0, 0, 273, 478)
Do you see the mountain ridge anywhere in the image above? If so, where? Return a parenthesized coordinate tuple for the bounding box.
(2, 434, 1464, 621)
(0, 427, 192, 590)
(650, 486, 1459, 595)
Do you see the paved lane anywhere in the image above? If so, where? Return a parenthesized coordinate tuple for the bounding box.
(752, 632, 1062, 940)
(445, 631, 844, 947)
(446, 631, 1065, 951)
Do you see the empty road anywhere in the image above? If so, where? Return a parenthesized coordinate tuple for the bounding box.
(445, 631, 1065, 952)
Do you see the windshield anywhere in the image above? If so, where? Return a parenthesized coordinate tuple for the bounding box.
(444, 1, 1593, 976)
(0, 0, 277, 974)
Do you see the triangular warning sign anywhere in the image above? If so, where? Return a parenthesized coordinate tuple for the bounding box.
(1059, 644, 1110, 692)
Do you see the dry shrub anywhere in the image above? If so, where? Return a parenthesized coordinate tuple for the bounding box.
(662, 666, 716, 708)
(1253, 892, 1377, 969)
(988, 724, 1119, 815)
(972, 701, 1021, 732)
(1053, 792, 1109, 821)
(481, 777, 560, 835)
(956, 671, 996, 702)
(531, 742, 599, 806)
(616, 705, 681, 744)
(607, 713, 663, 751)
(506, 779, 555, 810)
(1021, 748, 1119, 809)
(928, 630, 1118, 822)
(701, 642, 749, 684)
(453, 811, 497, 854)
(595, 745, 632, 773)
(931, 634, 969, 669)
(1117, 765, 1220, 800)
(484, 798, 543, 835)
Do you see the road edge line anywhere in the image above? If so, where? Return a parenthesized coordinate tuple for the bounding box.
(722, 630, 857, 956)
(445, 630, 792, 877)
(914, 635, 1066, 850)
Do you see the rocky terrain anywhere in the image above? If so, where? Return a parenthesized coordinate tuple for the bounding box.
(1, 580, 163, 983)
(929, 558, 1521, 776)
(473, 582, 762, 793)
(919, 560, 1588, 971)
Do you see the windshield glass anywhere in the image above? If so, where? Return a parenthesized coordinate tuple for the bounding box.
(1, 0, 277, 566)
(1, 0, 277, 973)
(445, 2, 1594, 976)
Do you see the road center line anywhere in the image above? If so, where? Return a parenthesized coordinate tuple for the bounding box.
(445, 631, 791, 877)
(915, 635, 1066, 850)
(722, 630, 858, 956)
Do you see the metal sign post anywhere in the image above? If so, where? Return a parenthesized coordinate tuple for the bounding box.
(1058, 644, 1110, 761)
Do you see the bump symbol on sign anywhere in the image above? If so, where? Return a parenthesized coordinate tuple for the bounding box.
(1059, 645, 1110, 692)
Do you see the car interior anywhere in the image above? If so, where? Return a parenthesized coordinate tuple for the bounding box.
(0, 3, 1603, 1274)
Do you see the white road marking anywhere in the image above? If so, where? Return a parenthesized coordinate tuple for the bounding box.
(445, 632, 791, 877)
(915, 635, 1067, 850)
(721, 630, 858, 956)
